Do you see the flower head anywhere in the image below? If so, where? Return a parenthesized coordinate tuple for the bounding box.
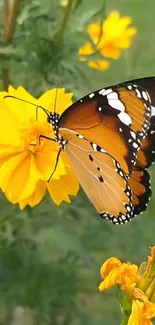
(99, 247, 155, 325)
(0, 86, 79, 208)
(79, 11, 137, 69)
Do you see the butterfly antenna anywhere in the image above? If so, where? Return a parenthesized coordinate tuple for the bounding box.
(4, 95, 50, 117)
(53, 83, 59, 113)
(48, 149, 61, 182)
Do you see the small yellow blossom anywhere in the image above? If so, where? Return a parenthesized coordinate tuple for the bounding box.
(79, 11, 137, 69)
(99, 257, 138, 291)
(60, 0, 68, 7)
(0, 86, 79, 208)
(99, 247, 155, 325)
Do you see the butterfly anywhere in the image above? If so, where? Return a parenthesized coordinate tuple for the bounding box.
(4, 78, 155, 224)
(47, 80, 154, 225)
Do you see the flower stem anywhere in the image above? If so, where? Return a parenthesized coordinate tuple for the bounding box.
(55, 0, 74, 47)
(5, 0, 20, 43)
(1, 0, 20, 90)
(120, 315, 129, 325)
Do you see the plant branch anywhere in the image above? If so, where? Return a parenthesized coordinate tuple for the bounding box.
(1, 0, 20, 90)
(55, 0, 74, 47)
(5, 0, 20, 43)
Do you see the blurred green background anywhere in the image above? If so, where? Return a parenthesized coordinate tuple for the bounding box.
(0, 0, 155, 324)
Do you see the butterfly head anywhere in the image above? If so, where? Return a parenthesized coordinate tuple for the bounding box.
(47, 112, 60, 135)
(47, 112, 66, 149)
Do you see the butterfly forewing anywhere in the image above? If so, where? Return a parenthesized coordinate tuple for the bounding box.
(59, 84, 151, 175)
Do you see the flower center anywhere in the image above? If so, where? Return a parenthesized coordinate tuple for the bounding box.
(19, 119, 53, 153)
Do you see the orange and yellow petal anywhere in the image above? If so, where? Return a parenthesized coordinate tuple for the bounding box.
(78, 42, 95, 57)
(128, 300, 151, 325)
(0, 86, 38, 124)
(38, 88, 73, 117)
(0, 152, 39, 202)
(19, 180, 47, 209)
(100, 257, 122, 278)
(99, 258, 138, 291)
(47, 165, 79, 205)
(87, 59, 110, 70)
(100, 45, 121, 59)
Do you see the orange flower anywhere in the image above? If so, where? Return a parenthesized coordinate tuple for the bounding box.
(99, 247, 155, 325)
(99, 257, 138, 291)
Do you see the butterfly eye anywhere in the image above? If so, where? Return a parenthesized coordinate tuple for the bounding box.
(47, 115, 51, 123)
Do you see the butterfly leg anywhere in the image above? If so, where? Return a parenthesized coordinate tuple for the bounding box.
(47, 149, 62, 182)
(38, 135, 56, 145)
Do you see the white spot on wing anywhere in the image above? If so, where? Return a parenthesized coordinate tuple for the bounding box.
(130, 131, 136, 139)
(99, 88, 112, 96)
(151, 105, 155, 116)
(118, 112, 132, 125)
(142, 91, 148, 101)
(107, 92, 125, 111)
(89, 93, 95, 99)
(133, 142, 138, 149)
(92, 143, 97, 151)
(108, 99, 125, 111)
(135, 89, 141, 98)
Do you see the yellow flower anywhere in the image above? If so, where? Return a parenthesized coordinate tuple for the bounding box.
(60, 0, 68, 7)
(99, 257, 138, 291)
(79, 11, 137, 68)
(99, 247, 155, 325)
(128, 299, 155, 325)
(0, 86, 79, 208)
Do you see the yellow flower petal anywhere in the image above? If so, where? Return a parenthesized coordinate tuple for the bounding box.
(87, 59, 110, 70)
(47, 164, 79, 205)
(38, 88, 73, 116)
(78, 42, 95, 56)
(100, 257, 122, 278)
(100, 45, 121, 59)
(0, 152, 39, 202)
(128, 300, 151, 325)
(99, 258, 138, 291)
(19, 180, 46, 208)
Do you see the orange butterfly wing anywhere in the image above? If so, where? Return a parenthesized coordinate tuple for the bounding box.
(128, 169, 151, 216)
(59, 84, 151, 175)
(136, 116, 155, 169)
(60, 129, 133, 224)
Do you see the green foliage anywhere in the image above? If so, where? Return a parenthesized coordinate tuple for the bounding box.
(0, 0, 155, 324)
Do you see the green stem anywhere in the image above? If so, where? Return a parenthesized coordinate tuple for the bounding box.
(1, 0, 20, 90)
(120, 314, 129, 325)
(55, 0, 74, 47)
(3, 0, 9, 40)
(5, 0, 20, 43)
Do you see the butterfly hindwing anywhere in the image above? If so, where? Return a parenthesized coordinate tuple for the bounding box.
(128, 169, 151, 216)
(60, 128, 133, 225)
(136, 115, 155, 169)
